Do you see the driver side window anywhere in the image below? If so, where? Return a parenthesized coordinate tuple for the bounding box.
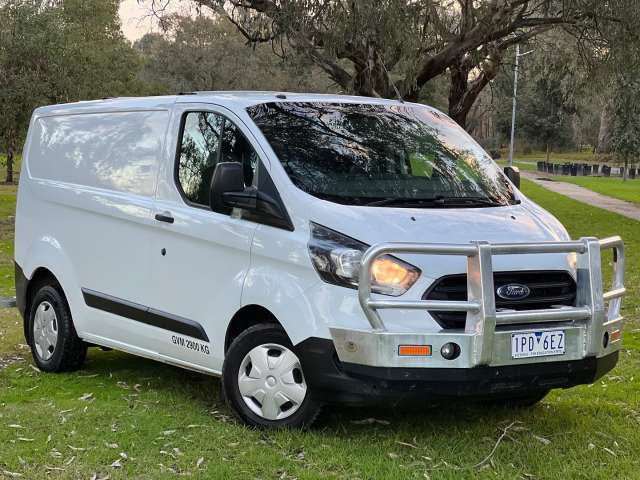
(177, 111, 258, 207)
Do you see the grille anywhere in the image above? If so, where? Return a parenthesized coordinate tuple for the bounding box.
(423, 270, 576, 329)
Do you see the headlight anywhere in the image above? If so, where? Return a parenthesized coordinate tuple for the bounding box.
(308, 222, 421, 296)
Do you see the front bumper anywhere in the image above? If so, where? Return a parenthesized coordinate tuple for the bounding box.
(296, 337, 618, 404)
(325, 237, 625, 381)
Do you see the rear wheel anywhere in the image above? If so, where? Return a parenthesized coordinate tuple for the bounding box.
(28, 284, 87, 372)
(222, 324, 321, 429)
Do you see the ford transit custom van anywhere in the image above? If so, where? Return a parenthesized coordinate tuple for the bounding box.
(15, 93, 625, 428)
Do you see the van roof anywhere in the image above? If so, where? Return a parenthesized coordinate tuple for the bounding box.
(33, 91, 426, 116)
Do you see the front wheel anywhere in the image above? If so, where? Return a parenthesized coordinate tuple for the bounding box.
(222, 324, 321, 429)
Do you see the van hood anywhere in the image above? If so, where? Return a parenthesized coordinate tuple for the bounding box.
(305, 199, 575, 280)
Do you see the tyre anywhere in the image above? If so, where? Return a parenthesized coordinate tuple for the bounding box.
(222, 323, 321, 429)
(27, 283, 87, 372)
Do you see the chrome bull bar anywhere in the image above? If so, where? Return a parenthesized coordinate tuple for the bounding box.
(332, 236, 624, 368)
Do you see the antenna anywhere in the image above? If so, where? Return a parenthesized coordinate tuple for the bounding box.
(377, 51, 404, 103)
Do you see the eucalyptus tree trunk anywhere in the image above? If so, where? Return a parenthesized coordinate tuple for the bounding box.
(5, 134, 14, 184)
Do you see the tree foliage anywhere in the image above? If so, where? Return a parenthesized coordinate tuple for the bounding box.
(0, 0, 142, 182)
(171, 0, 619, 128)
(135, 14, 330, 93)
(606, 1, 640, 177)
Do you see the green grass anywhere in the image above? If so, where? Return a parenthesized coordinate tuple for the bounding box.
(0, 180, 639, 478)
(553, 176, 640, 205)
(497, 160, 537, 172)
(0, 185, 17, 297)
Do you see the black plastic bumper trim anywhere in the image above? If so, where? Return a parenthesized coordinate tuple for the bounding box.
(295, 337, 619, 405)
(81, 288, 209, 342)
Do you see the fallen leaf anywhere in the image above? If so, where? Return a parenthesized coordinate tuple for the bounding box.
(79, 393, 94, 402)
(396, 440, 418, 449)
(533, 435, 551, 445)
(196, 457, 204, 468)
(44, 466, 65, 472)
(1, 470, 22, 478)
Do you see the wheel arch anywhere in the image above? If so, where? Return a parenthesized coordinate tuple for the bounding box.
(224, 304, 282, 353)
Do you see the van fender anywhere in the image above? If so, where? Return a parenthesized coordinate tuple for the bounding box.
(240, 266, 328, 346)
(20, 235, 87, 333)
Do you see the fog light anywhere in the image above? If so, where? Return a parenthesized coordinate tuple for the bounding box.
(603, 331, 609, 349)
(440, 342, 460, 360)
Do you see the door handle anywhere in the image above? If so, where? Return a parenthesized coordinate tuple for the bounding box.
(154, 212, 174, 224)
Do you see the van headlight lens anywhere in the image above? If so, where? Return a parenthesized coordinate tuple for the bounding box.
(308, 222, 421, 296)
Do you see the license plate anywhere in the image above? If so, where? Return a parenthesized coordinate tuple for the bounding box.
(511, 330, 565, 359)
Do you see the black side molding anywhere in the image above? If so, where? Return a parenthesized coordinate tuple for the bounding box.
(81, 288, 209, 342)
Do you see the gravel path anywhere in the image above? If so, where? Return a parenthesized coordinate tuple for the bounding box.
(522, 171, 640, 222)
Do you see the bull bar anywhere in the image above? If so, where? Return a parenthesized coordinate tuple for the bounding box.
(329, 237, 625, 369)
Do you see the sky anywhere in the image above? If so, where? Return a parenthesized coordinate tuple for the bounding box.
(119, 0, 192, 42)
(119, 0, 154, 42)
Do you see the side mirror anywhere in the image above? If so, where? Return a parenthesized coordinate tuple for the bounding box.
(210, 162, 245, 212)
(504, 166, 520, 189)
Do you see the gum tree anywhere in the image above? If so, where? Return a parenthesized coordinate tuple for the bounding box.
(158, 0, 616, 129)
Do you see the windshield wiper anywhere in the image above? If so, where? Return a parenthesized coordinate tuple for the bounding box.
(365, 196, 504, 208)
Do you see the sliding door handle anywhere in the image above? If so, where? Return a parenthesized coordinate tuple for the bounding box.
(154, 212, 175, 224)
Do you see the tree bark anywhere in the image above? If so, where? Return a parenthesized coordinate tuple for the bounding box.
(546, 143, 551, 163)
(597, 101, 613, 154)
(5, 135, 14, 184)
(446, 50, 500, 130)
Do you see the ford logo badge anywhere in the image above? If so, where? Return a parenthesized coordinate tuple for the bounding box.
(496, 283, 531, 300)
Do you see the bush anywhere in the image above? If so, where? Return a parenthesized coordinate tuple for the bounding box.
(489, 149, 501, 159)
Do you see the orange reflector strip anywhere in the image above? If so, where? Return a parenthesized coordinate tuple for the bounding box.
(398, 345, 432, 356)
(610, 330, 622, 342)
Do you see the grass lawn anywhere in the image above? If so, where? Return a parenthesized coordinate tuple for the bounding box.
(553, 176, 640, 205)
(0, 180, 639, 479)
(497, 160, 537, 172)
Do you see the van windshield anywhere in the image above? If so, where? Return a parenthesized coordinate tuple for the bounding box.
(246, 102, 516, 207)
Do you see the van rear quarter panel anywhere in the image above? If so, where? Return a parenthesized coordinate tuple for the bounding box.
(16, 108, 170, 340)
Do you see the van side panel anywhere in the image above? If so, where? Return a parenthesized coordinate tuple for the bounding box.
(16, 109, 169, 346)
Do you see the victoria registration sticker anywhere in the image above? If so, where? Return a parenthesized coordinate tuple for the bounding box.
(511, 330, 565, 359)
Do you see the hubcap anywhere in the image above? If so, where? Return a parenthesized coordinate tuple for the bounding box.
(32, 301, 58, 361)
(237, 343, 307, 421)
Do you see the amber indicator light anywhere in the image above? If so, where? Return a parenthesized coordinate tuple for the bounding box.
(610, 330, 622, 342)
(398, 345, 432, 356)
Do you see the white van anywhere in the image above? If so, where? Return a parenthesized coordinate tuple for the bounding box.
(15, 93, 625, 428)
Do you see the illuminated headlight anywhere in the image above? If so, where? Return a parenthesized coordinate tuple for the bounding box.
(308, 222, 421, 296)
